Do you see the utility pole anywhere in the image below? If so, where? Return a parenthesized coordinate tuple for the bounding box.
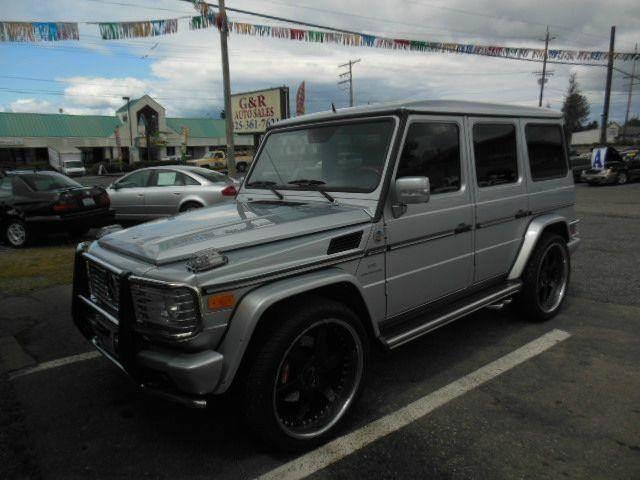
(622, 43, 638, 143)
(537, 26, 555, 107)
(600, 26, 616, 145)
(338, 59, 361, 107)
(122, 96, 134, 164)
(218, 0, 236, 177)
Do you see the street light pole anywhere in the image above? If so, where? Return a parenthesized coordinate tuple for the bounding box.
(122, 96, 134, 164)
(622, 44, 638, 143)
(218, 0, 236, 177)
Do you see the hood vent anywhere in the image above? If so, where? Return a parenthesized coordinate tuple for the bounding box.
(327, 231, 363, 255)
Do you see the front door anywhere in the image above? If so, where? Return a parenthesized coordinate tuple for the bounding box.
(109, 169, 152, 218)
(468, 118, 529, 283)
(384, 116, 474, 318)
(144, 169, 190, 217)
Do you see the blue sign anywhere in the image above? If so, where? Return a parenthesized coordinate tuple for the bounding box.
(591, 147, 607, 170)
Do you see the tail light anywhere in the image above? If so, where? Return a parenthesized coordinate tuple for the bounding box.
(53, 196, 78, 212)
(221, 185, 237, 197)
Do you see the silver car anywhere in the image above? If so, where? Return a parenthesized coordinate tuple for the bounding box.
(107, 166, 237, 221)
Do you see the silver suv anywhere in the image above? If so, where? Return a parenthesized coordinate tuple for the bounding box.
(72, 100, 580, 451)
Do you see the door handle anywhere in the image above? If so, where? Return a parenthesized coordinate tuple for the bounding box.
(172, 192, 181, 195)
(514, 209, 529, 219)
(454, 223, 472, 234)
(137, 194, 144, 198)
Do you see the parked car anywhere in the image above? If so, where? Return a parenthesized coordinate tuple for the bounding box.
(107, 165, 238, 221)
(569, 152, 591, 182)
(581, 146, 640, 185)
(72, 100, 580, 451)
(0, 170, 113, 247)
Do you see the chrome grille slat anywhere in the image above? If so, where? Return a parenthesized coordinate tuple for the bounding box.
(86, 260, 120, 313)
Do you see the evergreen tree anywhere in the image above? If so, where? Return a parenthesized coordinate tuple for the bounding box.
(561, 73, 590, 140)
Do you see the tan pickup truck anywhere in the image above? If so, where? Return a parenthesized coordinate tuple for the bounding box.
(187, 150, 253, 172)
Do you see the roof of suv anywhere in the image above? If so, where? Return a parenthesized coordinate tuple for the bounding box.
(274, 99, 562, 128)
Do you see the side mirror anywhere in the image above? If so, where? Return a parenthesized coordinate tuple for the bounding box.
(392, 176, 430, 217)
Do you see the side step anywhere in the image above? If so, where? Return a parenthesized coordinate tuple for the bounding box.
(380, 281, 522, 349)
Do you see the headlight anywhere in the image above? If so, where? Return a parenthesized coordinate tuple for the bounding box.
(130, 281, 200, 340)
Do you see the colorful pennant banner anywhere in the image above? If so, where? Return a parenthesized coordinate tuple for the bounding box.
(1, 13, 638, 64)
(0, 22, 79, 42)
(223, 20, 640, 63)
(98, 19, 178, 40)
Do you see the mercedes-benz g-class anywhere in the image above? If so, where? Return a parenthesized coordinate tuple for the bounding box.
(72, 100, 580, 451)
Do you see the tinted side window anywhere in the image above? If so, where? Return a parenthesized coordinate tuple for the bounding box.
(119, 170, 151, 188)
(398, 123, 461, 194)
(182, 174, 200, 186)
(0, 177, 13, 198)
(473, 124, 518, 187)
(525, 124, 568, 180)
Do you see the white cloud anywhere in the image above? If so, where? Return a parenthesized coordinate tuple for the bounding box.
(10, 98, 59, 113)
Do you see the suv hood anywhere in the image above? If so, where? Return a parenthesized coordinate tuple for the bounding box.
(98, 200, 371, 265)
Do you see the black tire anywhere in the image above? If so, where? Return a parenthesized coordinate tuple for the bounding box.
(241, 296, 368, 452)
(4, 218, 29, 248)
(516, 233, 570, 322)
(179, 201, 203, 212)
(617, 171, 628, 185)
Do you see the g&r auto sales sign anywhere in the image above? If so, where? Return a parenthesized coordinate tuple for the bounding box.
(231, 87, 289, 134)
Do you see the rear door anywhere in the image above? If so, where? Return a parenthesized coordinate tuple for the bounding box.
(108, 169, 151, 219)
(469, 118, 529, 283)
(384, 115, 474, 318)
(522, 121, 574, 218)
(144, 169, 192, 216)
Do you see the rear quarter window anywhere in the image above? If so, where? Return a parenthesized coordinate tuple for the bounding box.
(525, 124, 568, 180)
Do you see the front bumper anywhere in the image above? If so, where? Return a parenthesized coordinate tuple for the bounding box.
(72, 251, 223, 408)
(581, 172, 616, 184)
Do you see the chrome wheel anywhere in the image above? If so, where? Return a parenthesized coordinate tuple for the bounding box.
(273, 319, 364, 440)
(7, 222, 27, 247)
(536, 243, 568, 313)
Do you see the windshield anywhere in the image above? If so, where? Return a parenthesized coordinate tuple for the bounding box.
(20, 173, 83, 191)
(247, 119, 395, 193)
(64, 161, 83, 168)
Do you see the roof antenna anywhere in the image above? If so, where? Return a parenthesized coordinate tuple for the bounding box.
(331, 103, 336, 113)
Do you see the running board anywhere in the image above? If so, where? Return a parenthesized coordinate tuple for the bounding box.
(381, 281, 522, 349)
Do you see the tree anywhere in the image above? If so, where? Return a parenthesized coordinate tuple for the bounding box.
(626, 117, 640, 127)
(561, 73, 590, 139)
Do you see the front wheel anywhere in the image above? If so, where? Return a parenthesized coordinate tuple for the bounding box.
(242, 297, 368, 451)
(516, 233, 570, 322)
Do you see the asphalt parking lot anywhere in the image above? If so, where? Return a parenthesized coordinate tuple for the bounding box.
(1, 182, 639, 479)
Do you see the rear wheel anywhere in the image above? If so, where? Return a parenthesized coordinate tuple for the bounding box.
(242, 297, 368, 451)
(179, 201, 203, 212)
(516, 233, 570, 322)
(5, 219, 29, 248)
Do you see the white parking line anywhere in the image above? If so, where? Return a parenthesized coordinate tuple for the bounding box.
(258, 329, 571, 480)
(9, 351, 101, 380)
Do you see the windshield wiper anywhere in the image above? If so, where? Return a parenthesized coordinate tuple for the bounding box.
(245, 181, 284, 200)
(287, 179, 336, 204)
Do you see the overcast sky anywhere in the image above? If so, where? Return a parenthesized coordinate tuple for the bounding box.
(0, 0, 638, 124)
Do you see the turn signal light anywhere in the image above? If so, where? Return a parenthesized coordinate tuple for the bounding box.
(207, 292, 236, 311)
(53, 202, 77, 212)
(221, 185, 238, 197)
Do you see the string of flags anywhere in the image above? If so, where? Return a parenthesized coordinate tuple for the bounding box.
(0, 22, 79, 42)
(1, 13, 639, 63)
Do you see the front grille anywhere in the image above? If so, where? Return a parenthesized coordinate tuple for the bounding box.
(86, 260, 120, 313)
